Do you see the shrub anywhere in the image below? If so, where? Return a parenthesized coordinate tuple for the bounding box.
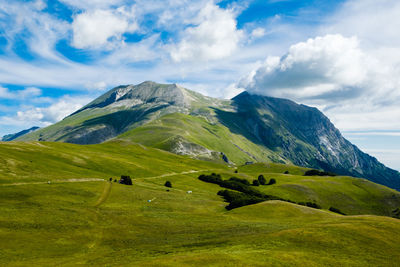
(284, 171, 289, 174)
(258, 175, 266, 185)
(164, 181, 172, 188)
(304, 169, 336, 176)
(198, 173, 222, 184)
(119, 175, 132, 185)
(297, 202, 322, 209)
(252, 180, 260, 186)
(329, 207, 346, 215)
(217, 190, 265, 210)
(234, 169, 238, 173)
(267, 178, 276, 185)
(229, 177, 250, 186)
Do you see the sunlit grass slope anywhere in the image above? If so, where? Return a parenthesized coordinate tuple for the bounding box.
(116, 112, 284, 164)
(1, 141, 400, 266)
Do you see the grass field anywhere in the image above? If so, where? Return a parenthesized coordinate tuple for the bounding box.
(1, 141, 400, 266)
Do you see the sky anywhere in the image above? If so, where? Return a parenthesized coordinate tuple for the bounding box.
(0, 0, 399, 170)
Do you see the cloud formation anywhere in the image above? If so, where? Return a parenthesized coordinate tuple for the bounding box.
(242, 34, 368, 100)
(170, 2, 243, 62)
(72, 7, 137, 49)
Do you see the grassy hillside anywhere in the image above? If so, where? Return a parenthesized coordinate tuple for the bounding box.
(116, 112, 285, 165)
(1, 141, 400, 266)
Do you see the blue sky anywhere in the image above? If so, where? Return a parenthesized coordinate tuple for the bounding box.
(0, 0, 400, 170)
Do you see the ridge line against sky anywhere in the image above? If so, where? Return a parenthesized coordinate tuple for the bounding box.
(0, 0, 400, 170)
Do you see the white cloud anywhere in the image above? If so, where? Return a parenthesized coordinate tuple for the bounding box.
(0, 86, 42, 100)
(60, 0, 125, 10)
(251, 28, 266, 38)
(12, 95, 92, 127)
(242, 34, 369, 100)
(170, 2, 243, 62)
(72, 7, 137, 49)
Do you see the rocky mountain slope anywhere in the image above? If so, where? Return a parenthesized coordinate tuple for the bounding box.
(16, 81, 400, 190)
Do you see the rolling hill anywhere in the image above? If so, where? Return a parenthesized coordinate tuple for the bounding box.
(1, 140, 400, 266)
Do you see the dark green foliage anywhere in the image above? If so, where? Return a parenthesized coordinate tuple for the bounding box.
(252, 180, 260, 186)
(298, 202, 322, 209)
(329, 207, 346, 215)
(304, 169, 336, 176)
(267, 178, 276, 185)
(114, 179, 117, 182)
(258, 175, 266, 185)
(229, 177, 250, 186)
(119, 175, 132, 185)
(392, 208, 400, 218)
(284, 171, 289, 174)
(217, 190, 265, 210)
(109, 178, 112, 182)
(198, 173, 222, 184)
(234, 169, 238, 173)
(199, 173, 283, 210)
(164, 181, 172, 188)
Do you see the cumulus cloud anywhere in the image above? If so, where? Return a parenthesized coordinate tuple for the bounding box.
(170, 2, 243, 62)
(241, 34, 369, 100)
(72, 7, 137, 49)
(12, 95, 92, 127)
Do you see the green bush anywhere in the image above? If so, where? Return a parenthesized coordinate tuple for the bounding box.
(229, 177, 250, 186)
(119, 175, 132, 185)
(304, 169, 336, 176)
(329, 207, 346, 215)
(164, 181, 172, 188)
(252, 180, 260, 186)
(267, 178, 276, 185)
(284, 171, 289, 174)
(258, 175, 266, 185)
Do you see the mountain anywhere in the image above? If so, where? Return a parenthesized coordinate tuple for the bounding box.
(17, 81, 400, 190)
(1, 126, 39, 141)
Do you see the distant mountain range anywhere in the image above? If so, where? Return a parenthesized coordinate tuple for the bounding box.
(14, 81, 400, 190)
(2, 126, 39, 141)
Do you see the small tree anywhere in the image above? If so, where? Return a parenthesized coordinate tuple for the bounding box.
(284, 171, 289, 174)
(234, 169, 238, 173)
(258, 175, 266, 185)
(267, 178, 276, 185)
(165, 181, 172, 188)
(252, 180, 260, 186)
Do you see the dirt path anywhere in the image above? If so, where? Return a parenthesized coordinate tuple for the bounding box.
(1, 178, 105, 187)
(94, 182, 112, 207)
(1, 169, 216, 187)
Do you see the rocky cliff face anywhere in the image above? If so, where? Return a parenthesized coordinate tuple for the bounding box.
(231, 92, 400, 190)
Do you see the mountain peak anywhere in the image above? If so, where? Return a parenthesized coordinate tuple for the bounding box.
(75, 81, 194, 114)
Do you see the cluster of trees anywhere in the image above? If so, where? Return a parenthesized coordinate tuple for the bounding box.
(304, 169, 337, 176)
(297, 202, 322, 209)
(198, 173, 326, 212)
(199, 174, 270, 198)
(329, 207, 346, 215)
(253, 175, 276, 186)
(217, 190, 266, 210)
(198, 173, 283, 209)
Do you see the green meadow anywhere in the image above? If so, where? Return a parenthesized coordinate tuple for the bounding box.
(1, 141, 400, 266)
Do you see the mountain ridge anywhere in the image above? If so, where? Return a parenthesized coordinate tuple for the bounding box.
(15, 81, 400, 190)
